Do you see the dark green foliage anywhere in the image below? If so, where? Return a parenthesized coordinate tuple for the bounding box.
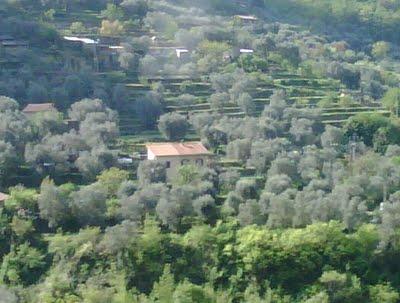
(344, 113, 400, 148)
(172, 281, 214, 303)
(121, 0, 149, 18)
(263, 0, 400, 45)
(0, 243, 46, 286)
(135, 95, 163, 130)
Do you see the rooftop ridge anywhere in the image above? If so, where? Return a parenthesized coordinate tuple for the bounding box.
(146, 141, 211, 157)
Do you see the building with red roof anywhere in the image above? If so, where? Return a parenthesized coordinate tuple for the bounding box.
(22, 103, 56, 116)
(145, 142, 212, 180)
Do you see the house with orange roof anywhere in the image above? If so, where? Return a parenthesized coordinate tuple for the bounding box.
(145, 142, 212, 180)
(22, 103, 57, 117)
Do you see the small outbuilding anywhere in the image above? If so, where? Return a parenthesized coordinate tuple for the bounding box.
(234, 15, 258, 23)
(240, 48, 254, 54)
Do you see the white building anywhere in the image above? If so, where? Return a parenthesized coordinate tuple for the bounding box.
(176, 48, 189, 59)
(240, 48, 254, 54)
(234, 15, 258, 23)
(63, 36, 98, 45)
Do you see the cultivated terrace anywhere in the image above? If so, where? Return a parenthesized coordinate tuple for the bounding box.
(1, 0, 400, 302)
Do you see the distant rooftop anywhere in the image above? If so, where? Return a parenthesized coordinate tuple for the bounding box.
(146, 142, 211, 157)
(150, 46, 183, 50)
(0, 34, 14, 41)
(176, 48, 189, 58)
(64, 36, 98, 44)
(234, 15, 258, 21)
(23, 103, 56, 113)
(118, 157, 133, 164)
(1, 40, 28, 47)
(0, 192, 9, 203)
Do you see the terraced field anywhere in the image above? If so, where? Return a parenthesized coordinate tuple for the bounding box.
(120, 72, 390, 137)
(118, 71, 391, 194)
(37, 6, 392, 166)
(43, 8, 391, 143)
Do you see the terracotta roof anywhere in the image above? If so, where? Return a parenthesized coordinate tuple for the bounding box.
(146, 142, 211, 157)
(0, 192, 9, 202)
(22, 103, 56, 113)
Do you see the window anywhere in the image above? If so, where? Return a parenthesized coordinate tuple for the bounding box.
(166, 161, 171, 168)
(181, 159, 190, 165)
(196, 158, 204, 166)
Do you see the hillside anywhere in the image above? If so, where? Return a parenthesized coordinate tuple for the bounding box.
(1, 1, 400, 302)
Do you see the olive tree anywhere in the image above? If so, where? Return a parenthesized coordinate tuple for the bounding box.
(70, 184, 108, 226)
(38, 178, 70, 228)
(137, 160, 167, 186)
(75, 146, 117, 181)
(68, 98, 117, 122)
(0, 96, 18, 112)
(0, 285, 17, 303)
(135, 95, 163, 129)
(119, 183, 167, 222)
(158, 113, 189, 141)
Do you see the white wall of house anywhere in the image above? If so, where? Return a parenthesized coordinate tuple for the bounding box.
(24, 109, 57, 119)
(147, 153, 210, 181)
(148, 149, 156, 160)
